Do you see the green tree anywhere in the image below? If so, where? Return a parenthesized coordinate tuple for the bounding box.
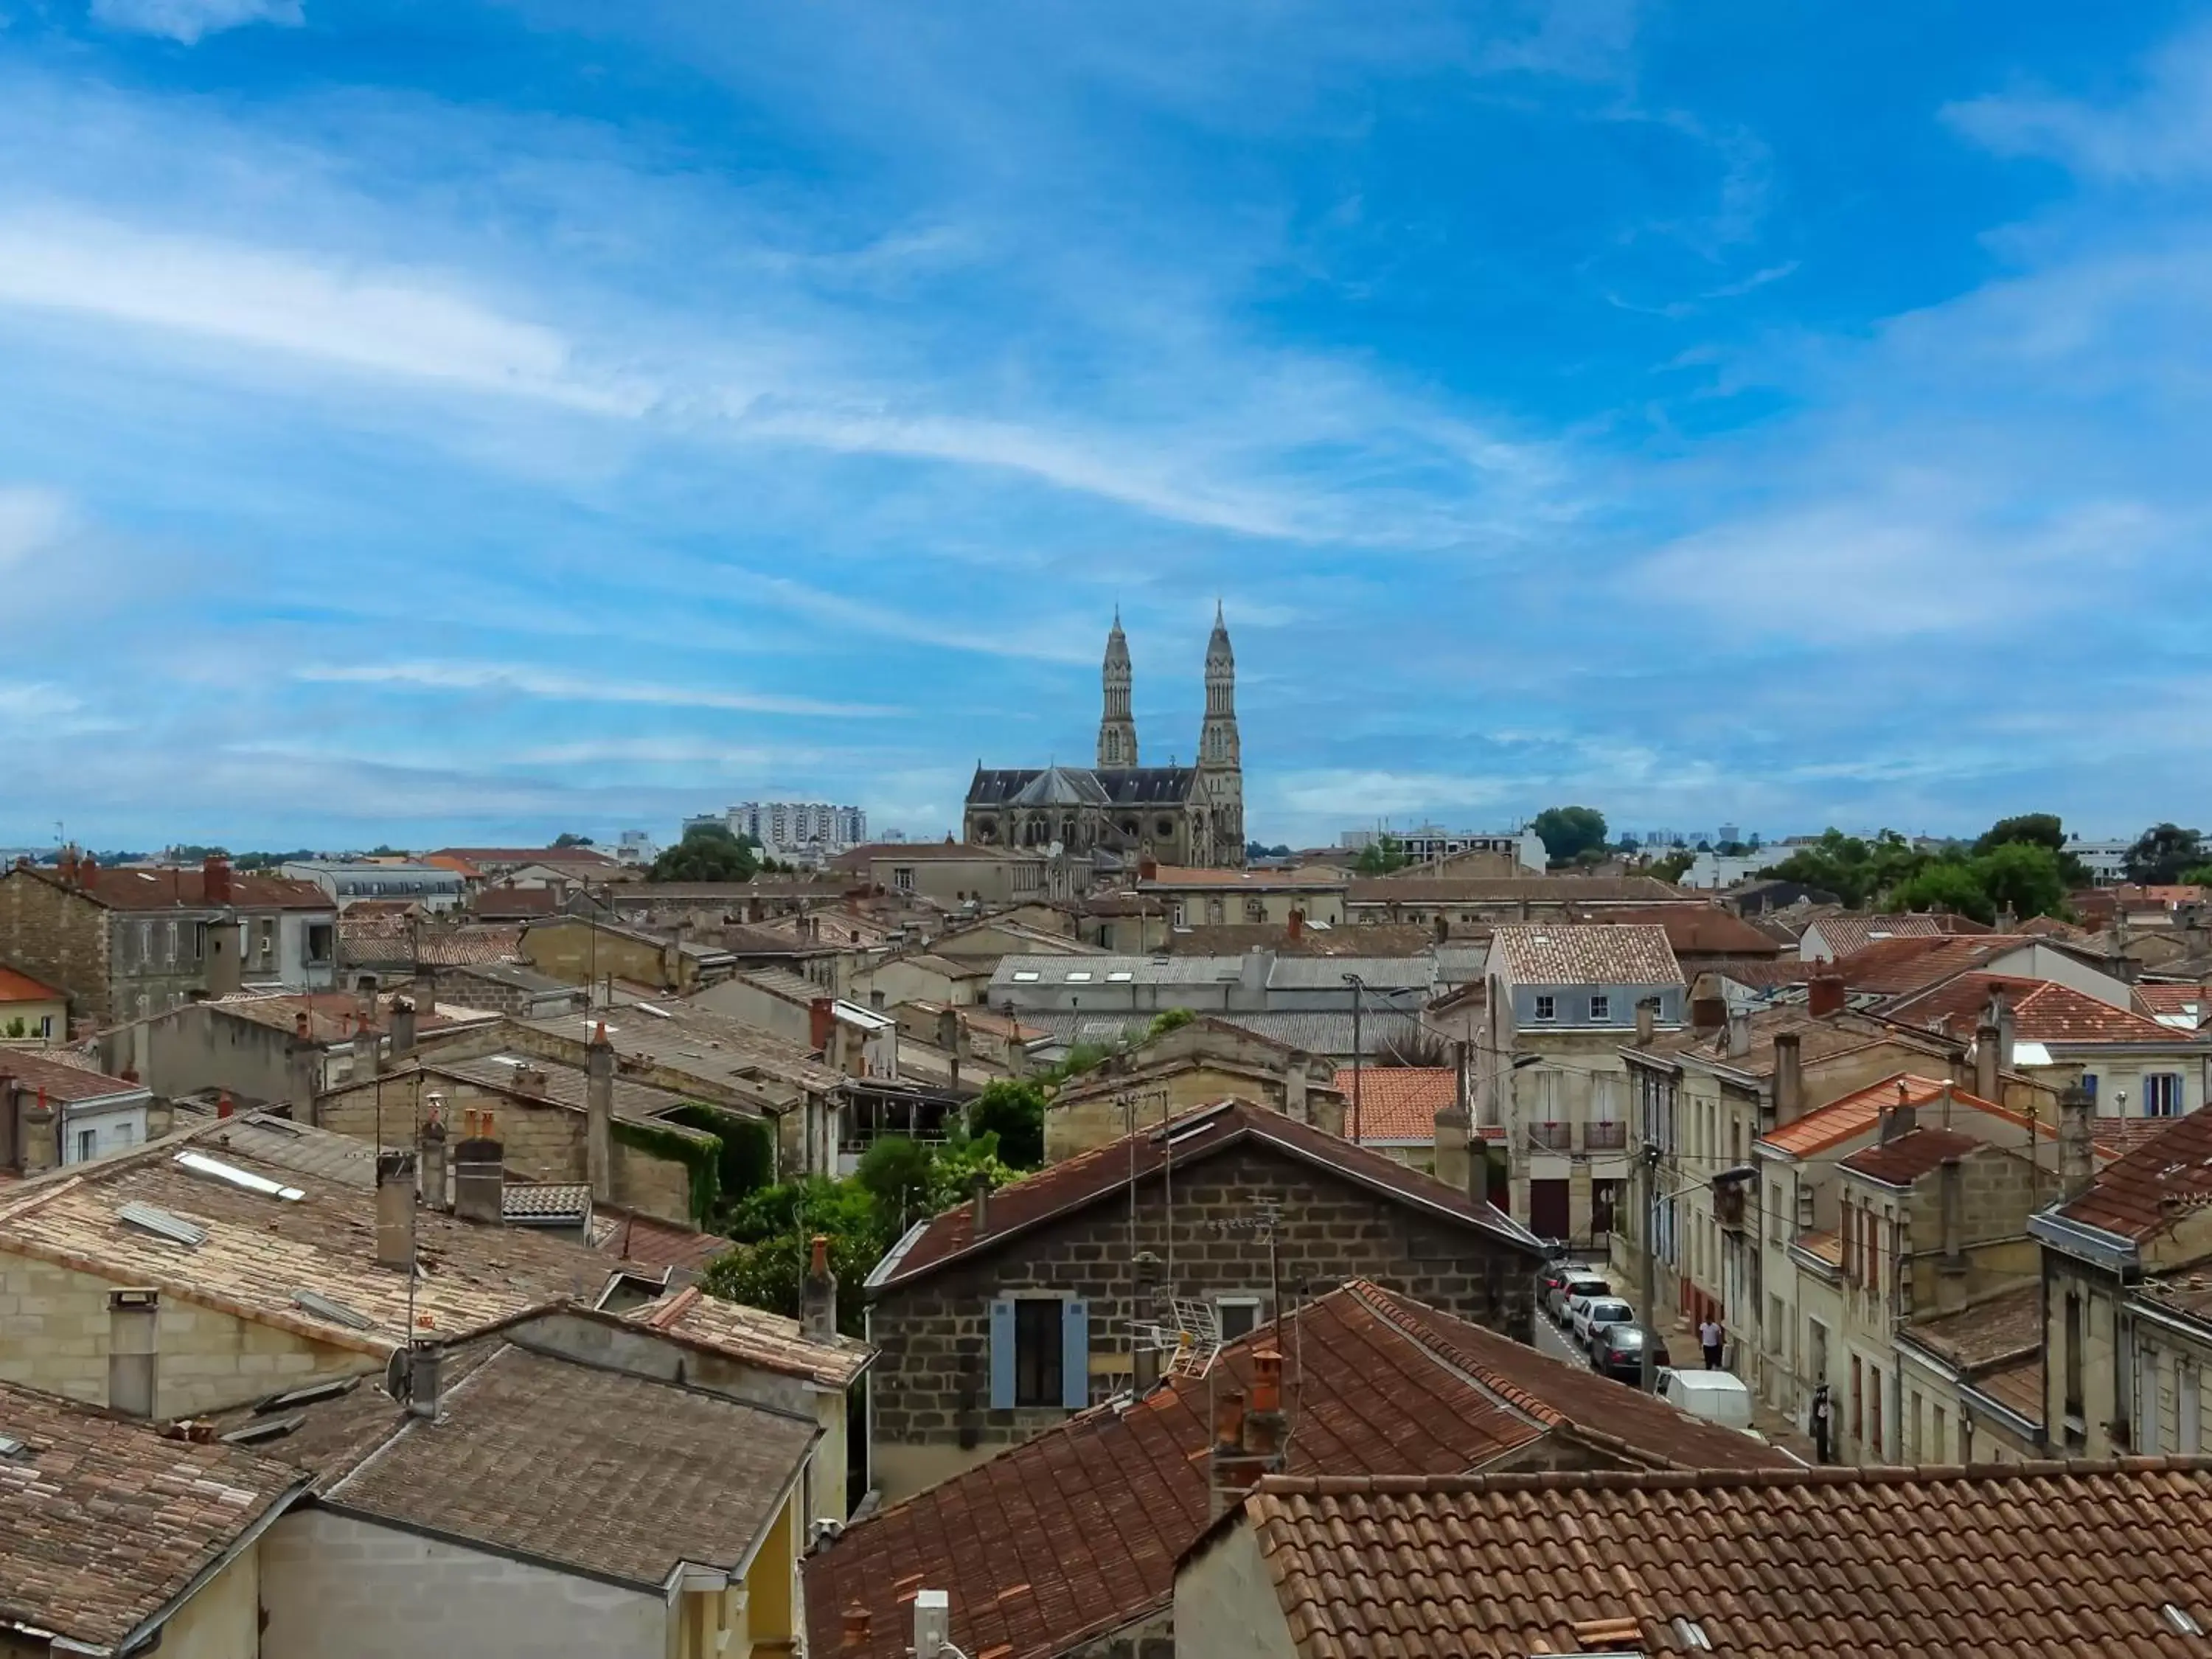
(1759, 828, 1933, 909)
(649, 822, 760, 883)
(1649, 849, 1695, 884)
(1970, 841, 2069, 920)
(1530, 806, 1608, 867)
(967, 1078, 1048, 1169)
(1354, 835, 1409, 874)
(1, 1018, 25, 1040)
(2182, 863, 2212, 888)
(1975, 813, 2064, 855)
(1888, 861, 1997, 923)
(2126, 823, 2206, 886)
(552, 831, 596, 848)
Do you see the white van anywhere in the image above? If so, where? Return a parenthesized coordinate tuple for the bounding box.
(1657, 1367, 1756, 1433)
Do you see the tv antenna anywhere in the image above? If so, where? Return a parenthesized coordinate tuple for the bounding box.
(1136, 1295, 1222, 1380)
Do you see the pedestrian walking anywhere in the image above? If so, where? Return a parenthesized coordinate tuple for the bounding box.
(1699, 1315, 1723, 1370)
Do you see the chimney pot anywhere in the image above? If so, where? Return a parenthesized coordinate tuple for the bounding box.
(842, 1607, 872, 1650)
(453, 1116, 505, 1225)
(969, 1171, 992, 1238)
(106, 1287, 160, 1419)
(406, 1343, 442, 1421)
(1773, 1031, 1803, 1124)
(1808, 970, 1847, 1020)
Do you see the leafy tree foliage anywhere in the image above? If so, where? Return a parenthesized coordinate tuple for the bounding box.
(649, 821, 760, 883)
(552, 831, 596, 848)
(1975, 813, 2065, 855)
(1887, 861, 1997, 924)
(966, 1078, 1048, 1169)
(1354, 835, 1409, 874)
(1760, 821, 2073, 922)
(1531, 806, 1608, 866)
(1648, 849, 1696, 884)
(2126, 824, 2206, 886)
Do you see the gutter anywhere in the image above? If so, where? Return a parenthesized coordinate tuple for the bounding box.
(2026, 1210, 2140, 1274)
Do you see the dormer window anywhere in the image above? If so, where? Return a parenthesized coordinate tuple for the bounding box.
(1590, 994, 1610, 1022)
(1534, 995, 1557, 1022)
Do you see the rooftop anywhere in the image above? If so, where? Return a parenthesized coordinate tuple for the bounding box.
(1830, 933, 2038, 998)
(623, 1284, 871, 1389)
(521, 1001, 845, 1097)
(1886, 973, 2191, 1046)
(1349, 874, 1683, 905)
(1759, 1073, 2031, 1161)
(1579, 904, 1781, 957)
(869, 1099, 1540, 1293)
(1487, 922, 1683, 987)
(8, 862, 332, 913)
(1804, 910, 1951, 956)
(1837, 1124, 1992, 1187)
(414, 1054, 700, 1130)
(1648, 1004, 1955, 1081)
(425, 846, 619, 869)
(2056, 1104, 2212, 1244)
(0, 1379, 307, 1651)
(1203, 1458, 2212, 1659)
(0, 1048, 145, 1103)
(0, 964, 61, 1002)
(1898, 1282, 2045, 1371)
(1136, 865, 1348, 888)
(807, 1280, 1785, 1659)
(1328, 1066, 1476, 1144)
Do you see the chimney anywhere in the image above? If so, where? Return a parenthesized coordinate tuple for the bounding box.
(2060, 1082, 2095, 1201)
(1725, 1006, 1751, 1059)
(1880, 1081, 1916, 1144)
(79, 852, 98, 889)
(106, 1288, 159, 1419)
(969, 1171, 992, 1237)
(1993, 988, 2015, 1076)
(390, 996, 417, 1060)
(1237, 947, 1273, 998)
(288, 1012, 319, 1126)
(801, 1233, 838, 1343)
(420, 1096, 449, 1211)
(1940, 1156, 1964, 1267)
(1691, 995, 1726, 1034)
(810, 997, 836, 1054)
(375, 1149, 417, 1270)
(843, 1607, 873, 1652)
(1287, 907, 1304, 944)
(356, 1032, 380, 1082)
(1773, 1031, 1803, 1124)
(1974, 1014, 2002, 1102)
(406, 1343, 442, 1421)
(453, 1108, 506, 1225)
(913, 1590, 951, 1659)
(585, 1021, 615, 1205)
(1138, 857, 1158, 882)
(1432, 1100, 1472, 1197)
(202, 853, 232, 906)
(1634, 997, 1657, 1046)
(1207, 1386, 1249, 1520)
(1245, 1346, 1286, 1461)
(1808, 969, 1847, 1020)
(58, 846, 78, 888)
(21, 1087, 57, 1176)
(206, 919, 242, 997)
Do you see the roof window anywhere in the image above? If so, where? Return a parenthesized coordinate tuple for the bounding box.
(175, 1150, 305, 1202)
(118, 1202, 208, 1247)
(1106, 970, 1134, 983)
(0, 1435, 29, 1461)
(1011, 970, 1041, 983)
(1064, 971, 1093, 984)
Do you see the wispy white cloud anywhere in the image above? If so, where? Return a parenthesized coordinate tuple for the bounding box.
(0, 487, 71, 569)
(295, 661, 896, 718)
(1944, 23, 2212, 183)
(0, 683, 83, 720)
(90, 0, 302, 45)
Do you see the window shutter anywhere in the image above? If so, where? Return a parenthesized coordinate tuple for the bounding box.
(989, 1298, 1015, 1411)
(1060, 1300, 1090, 1410)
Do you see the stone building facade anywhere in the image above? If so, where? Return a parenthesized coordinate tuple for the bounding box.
(863, 1105, 1543, 1500)
(962, 607, 1245, 869)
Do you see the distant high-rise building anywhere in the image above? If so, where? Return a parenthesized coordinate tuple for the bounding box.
(712, 801, 867, 866)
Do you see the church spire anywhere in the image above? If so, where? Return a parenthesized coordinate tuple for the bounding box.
(1098, 609, 1138, 769)
(1197, 602, 1243, 864)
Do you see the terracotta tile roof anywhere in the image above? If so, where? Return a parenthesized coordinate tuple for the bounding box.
(1832, 933, 2036, 998)
(417, 1054, 699, 1130)
(521, 1001, 846, 1096)
(2138, 984, 2212, 1024)
(806, 1280, 1781, 1659)
(1331, 1067, 1458, 1142)
(1969, 1350, 2048, 1428)
(2094, 1117, 2183, 1157)
(1168, 922, 1444, 957)
(592, 1206, 731, 1274)
(1658, 1006, 1952, 1080)
(1899, 1283, 2044, 1371)
(0, 964, 61, 1002)
(1759, 1073, 2026, 1159)
(1579, 905, 1781, 957)
(427, 846, 617, 868)
(2056, 1105, 2212, 1242)
(1793, 1228, 1843, 1267)
(0, 1048, 145, 1103)
(8, 864, 332, 913)
(1487, 922, 1683, 987)
(1349, 875, 1683, 905)
(1805, 911, 1950, 956)
(209, 990, 493, 1043)
(414, 923, 525, 965)
(318, 1341, 815, 1587)
(1138, 865, 1347, 889)
(621, 1284, 870, 1388)
(0, 1380, 308, 1649)
(0, 1116, 635, 1355)
(471, 884, 560, 918)
(1838, 1124, 1989, 1186)
(869, 1100, 1541, 1292)
(1209, 1459, 2212, 1658)
(1887, 973, 2188, 1046)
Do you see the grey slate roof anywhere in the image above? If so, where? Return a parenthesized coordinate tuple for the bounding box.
(966, 766, 1198, 807)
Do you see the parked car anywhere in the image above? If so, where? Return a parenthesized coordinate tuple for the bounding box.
(1537, 1263, 1594, 1316)
(1590, 1324, 1669, 1382)
(1571, 1295, 1635, 1347)
(1552, 1273, 1612, 1323)
(1658, 1367, 1756, 1431)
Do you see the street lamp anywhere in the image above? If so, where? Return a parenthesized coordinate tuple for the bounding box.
(1635, 1154, 1756, 1396)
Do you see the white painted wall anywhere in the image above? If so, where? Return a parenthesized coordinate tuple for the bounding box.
(260, 1507, 669, 1659)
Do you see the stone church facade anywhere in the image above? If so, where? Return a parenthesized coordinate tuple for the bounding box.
(963, 607, 1246, 869)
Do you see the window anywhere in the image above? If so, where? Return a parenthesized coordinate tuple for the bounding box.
(1534, 994, 1557, 1022)
(2064, 1294, 2084, 1418)
(75, 1129, 97, 1163)
(1245, 897, 1266, 922)
(1014, 1299, 1064, 1405)
(1589, 994, 1610, 1023)
(892, 867, 916, 892)
(2082, 1071, 2099, 1103)
(2146, 1073, 2185, 1117)
(990, 1296, 1088, 1411)
(305, 924, 333, 965)
(1933, 1404, 1947, 1461)
(164, 920, 178, 964)
(1851, 1355, 1863, 1443)
(2184, 1364, 2202, 1455)
(1216, 1297, 1263, 1340)
(1869, 1365, 1882, 1457)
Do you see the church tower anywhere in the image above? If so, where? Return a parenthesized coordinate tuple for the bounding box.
(1096, 608, 1138, 769)
(1195, 601, 1245, 865)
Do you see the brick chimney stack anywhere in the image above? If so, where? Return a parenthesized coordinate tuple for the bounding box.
(419, 1095, 449, 1211)
(1808, 969, 1847, 1020)
(453, 1107, 507, 1225)
(202, 853, 232, 906)
(1209, 1346, 1287, 1517)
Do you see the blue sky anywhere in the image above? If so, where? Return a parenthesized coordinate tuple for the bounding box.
(2, 0, 2208, 851)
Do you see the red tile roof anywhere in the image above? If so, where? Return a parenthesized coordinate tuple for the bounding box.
(1206, 1459, 2212, 1658)
(1331, 1067, 1457, 1142)
(1887, 973, 2187, 1045)
(1837, 1125, 1989, 1186)
(0, 965, 61, 1002)
(0, 1049, 144, 1103)
(7, 865, 331, 913)
(870, 1100, 1540, 1291)
(2057, 1105, 2212, 1242)
(1488, 922, 1683, 987)
(594, 1207, 731, 1275)
(472, 884, 560, 918)
(1832, 934, 2035, 998)
(2139, 984, 2212, 1023)
(1760, 1073, 2020, 1159)
(1578, 905, 1782, 957)
(806, 1281, 1784, 1659)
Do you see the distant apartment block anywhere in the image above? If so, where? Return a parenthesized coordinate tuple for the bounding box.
(693, 801, 868, 865)
(1339, 824, 1545, 872)
(2065, 835, 2131, 885)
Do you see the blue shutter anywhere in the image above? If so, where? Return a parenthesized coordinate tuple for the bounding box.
(1060, 1300, 1090, 1410)
(988, 1298, 1015, 1410)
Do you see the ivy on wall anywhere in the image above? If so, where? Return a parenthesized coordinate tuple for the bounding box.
(609, 1117, 723, 1226)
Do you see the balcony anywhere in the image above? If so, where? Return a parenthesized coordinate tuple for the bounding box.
(1585, 1121, 1628, 1152)
(1528, 1121, 1573, 1152)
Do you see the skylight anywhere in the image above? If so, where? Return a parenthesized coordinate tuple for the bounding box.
(1106, 970, 1134, 982)
(1012, 970, 1041, 983)
(291, 1289, 375, 1330)
(1065, 970, 1093, 983)
(118, 1202, 209, 1247)
(175, 1150, 305, 1202)
(0, 1436, 29, 1460)
(220, 1414, 304, 1446)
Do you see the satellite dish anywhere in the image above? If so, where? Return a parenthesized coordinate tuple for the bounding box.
(383, 1348, 411, 1404)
